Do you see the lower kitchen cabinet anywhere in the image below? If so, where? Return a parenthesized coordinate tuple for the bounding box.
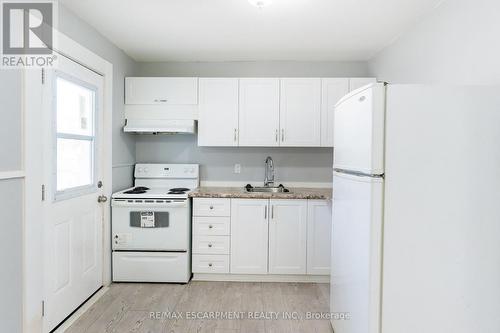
(268, 199, 308, 274)
(192, 197, 331, 280)
(230, 199, 269, 274)
(307, 200, 332, 275)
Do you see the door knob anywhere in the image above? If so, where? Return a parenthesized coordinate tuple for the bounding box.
(98, 195, 108, 203)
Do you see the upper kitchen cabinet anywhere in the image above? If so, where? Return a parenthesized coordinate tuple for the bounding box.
(279, 78, 321, 147)
(198, 78, 239, 147)
(349, 77, 377, 91)
(125, 77, 198, 105)
(238, 78, 280, 147)
(321, 78, 349, 147)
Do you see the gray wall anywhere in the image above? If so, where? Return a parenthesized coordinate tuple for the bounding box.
(0, 73, 23, 333)
(369, 0, 500, 84)
(135, 61, 370, 184)
(59, 5, 137, 191)
(136, 136, 333, 183)
(137, 61, 369, 78)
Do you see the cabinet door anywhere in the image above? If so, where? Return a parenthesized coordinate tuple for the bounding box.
(279, 78, 321, 147)
(125, 77, 198, 105)
(269, 199, 307, 274)
(239, 78, 280, 146)
(198, 78, 239, 146)
(307, 200, 332, 275)
(349, 77, 377, 91)
(321, 78, 349, 147)
(230, 199, 269, 274)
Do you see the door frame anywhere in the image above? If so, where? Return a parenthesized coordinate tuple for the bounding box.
(24, 30, 113, 332)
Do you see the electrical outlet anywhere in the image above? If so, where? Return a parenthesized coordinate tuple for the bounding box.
(234, 164, 241, 174)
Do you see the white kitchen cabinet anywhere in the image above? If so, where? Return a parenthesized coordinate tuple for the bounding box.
(279, 78, 322, 147)
(349, 77, 377, 91)
(230, 199, 269, 274)
(321, 78, 349, 147)
(125, 77, 198, 105)
(198, 78, 239, 146)
(238, 78, 280, 146)
(268, 199, 308, 274)
(307, 200, 332, 275)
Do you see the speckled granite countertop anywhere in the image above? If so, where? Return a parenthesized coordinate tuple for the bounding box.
(189, 187, 332, 200)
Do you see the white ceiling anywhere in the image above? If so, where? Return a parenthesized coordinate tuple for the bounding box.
(60, 0, 443, 62)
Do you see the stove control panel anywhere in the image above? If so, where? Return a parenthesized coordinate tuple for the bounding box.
(134, 164, 199, 179)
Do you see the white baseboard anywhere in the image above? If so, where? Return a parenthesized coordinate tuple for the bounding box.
(53, 286, 109, 333)
(192, 273, 330, 283)
(0, 170, 25, 180)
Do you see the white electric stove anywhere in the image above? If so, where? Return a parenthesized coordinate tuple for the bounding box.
(111, 163, 199, 283)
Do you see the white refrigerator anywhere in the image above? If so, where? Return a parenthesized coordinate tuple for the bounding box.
(330, 84, 500, 333)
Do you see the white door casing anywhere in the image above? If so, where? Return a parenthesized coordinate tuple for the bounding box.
(42, 54, 105, 332)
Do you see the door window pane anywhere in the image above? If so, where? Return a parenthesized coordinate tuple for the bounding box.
(56, 77, 94, 136)
(56, 138, 93, 191)
(54, 74, 97, 199)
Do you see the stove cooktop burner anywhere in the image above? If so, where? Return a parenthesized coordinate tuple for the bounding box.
(168, 187, 190, 194)
(123, 186, 150, 194)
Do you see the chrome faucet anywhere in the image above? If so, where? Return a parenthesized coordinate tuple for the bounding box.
(264, 156, 275, 187)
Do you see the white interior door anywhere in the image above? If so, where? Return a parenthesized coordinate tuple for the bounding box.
(330, 171, 383, 333)
(42, 55, 104, 332)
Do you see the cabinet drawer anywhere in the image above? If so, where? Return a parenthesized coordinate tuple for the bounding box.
(193, 235, 230, 255)
(192, 254, 229, 273)
(193, 217, 230, 236)
(193, 198, 230, 217)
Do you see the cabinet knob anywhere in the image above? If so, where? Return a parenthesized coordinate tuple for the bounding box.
(208, 263, 213, 267)
(208, 225, 213, 229)
(209, 205, 214, 210)
(208, 244, 213, 248)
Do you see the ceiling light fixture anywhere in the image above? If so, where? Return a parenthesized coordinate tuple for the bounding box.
(248, 0, 272, 8)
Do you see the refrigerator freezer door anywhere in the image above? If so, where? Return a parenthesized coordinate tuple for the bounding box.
(331, 171, 383, 333)
(333, 83, 385, 175)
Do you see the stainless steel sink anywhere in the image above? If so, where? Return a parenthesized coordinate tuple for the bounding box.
(244, 186, 291, 193)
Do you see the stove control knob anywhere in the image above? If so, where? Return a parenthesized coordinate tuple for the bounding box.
(137, 167, 143, 173)
(144, 168, 149, 173)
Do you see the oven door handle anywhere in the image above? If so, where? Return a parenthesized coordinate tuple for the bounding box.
(111, 200, 188, 208)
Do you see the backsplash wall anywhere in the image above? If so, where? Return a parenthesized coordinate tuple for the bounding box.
(136, 135, 333, 184)
(134, 61, 369, 184)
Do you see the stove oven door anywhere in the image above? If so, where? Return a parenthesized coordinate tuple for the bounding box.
(111, 199, 190, 251)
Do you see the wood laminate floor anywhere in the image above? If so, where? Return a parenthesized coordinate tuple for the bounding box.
(65, 281, 333, 333)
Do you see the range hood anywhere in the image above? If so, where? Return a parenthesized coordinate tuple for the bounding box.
(123, 119, 197, 134)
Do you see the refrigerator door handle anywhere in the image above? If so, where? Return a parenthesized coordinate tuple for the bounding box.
(333, 168, 384, 179)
